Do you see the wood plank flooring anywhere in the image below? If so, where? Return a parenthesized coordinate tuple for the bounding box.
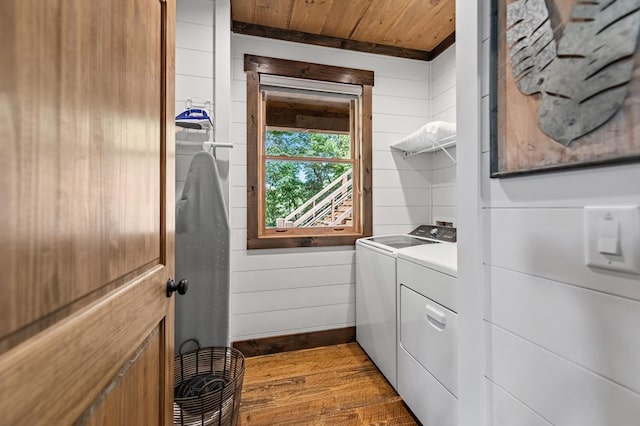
(238, 343, 418, 425)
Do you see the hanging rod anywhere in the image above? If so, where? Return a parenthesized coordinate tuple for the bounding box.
(399, 135, 457, 164)
(204, 142, 233, 149)
(176, 141, 234, 150)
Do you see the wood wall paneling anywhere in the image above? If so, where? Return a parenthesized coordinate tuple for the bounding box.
(174, 1, 215, 203)
(231, 303, 355, 340)
(432, 183, 457, 208)
(175, 49, 214, 78)
(175, 75, 214, 104)
(431, 87, 456, 119)
(432, 44, 457, 80)
(490, 266, 640, 394)
(373, 114, 427, 133)
(432, 107, 456, 123)
(482, 152, 640, 208)
(480, 2, 640, 423)
(489, 382, 552, 426)
(372, 207, 430, 227)
(373, 95, 429, 117)
(432, 147, 458, 172)
(231, 263, 354, 293)
(232, 35, 430, 81)
(231, 247, 356, 271)
(374, 150, 430, 173)
(373, 169, 428, 189)
(372, 187, 429, 207)
(375, 76, 430, 99)
(428, 45, 457, 223)
(232, 283, 354, 315)
(176, 0, 214, 26)
(431, 166, 456, 186)
(488, 208, 640, 301)
(431, 32, 457, 59)
(175, 21, 214, 51)
(432, 67, 457, 100)
(455, 3, 485, 424)
(174, 0, 217, 206)
(482, 97, 491, 154)
(489, 325, 640, 426)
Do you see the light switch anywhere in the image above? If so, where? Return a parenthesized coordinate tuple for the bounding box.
(597, 219, 620, 255)
(585, 206, 640, 274)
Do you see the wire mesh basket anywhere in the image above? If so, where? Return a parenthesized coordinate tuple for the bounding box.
(174, 339, 245, 426)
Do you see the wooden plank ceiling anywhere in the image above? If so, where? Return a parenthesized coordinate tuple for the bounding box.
(231, 0, 455, 61)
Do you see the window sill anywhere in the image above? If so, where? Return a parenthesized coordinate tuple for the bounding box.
(247, 232, 366, 249)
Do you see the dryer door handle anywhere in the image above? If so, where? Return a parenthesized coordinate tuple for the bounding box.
(426, 304, 446, 331)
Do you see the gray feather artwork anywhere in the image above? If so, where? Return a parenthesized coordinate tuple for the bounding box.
(507, 0, 557, 95)
(506, 0, 640, 146)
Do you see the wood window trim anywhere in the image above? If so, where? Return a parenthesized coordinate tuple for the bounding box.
(245, 55, 373, 249)
(244, 55, 374, 86)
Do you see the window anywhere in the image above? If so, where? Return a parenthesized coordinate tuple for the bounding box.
(244, 55, 373, 249)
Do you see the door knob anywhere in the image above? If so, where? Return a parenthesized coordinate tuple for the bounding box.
(166, 278, 189, 297)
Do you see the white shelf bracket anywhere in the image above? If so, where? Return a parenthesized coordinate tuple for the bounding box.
(396, 135, 457, 164)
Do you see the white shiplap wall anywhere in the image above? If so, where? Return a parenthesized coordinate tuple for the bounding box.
(431, 46, 457, 124)
(473, 2, 640, 425)
(229, 34, 431, 341)
(429, 45, 457, 225)
(175, 0, 215, 200)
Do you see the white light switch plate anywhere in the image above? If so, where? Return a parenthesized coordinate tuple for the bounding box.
(584, 206, 640, 274)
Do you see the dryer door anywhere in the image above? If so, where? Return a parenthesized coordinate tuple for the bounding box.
(400, 284, 458, 396)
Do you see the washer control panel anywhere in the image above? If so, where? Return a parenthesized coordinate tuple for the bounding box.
(409, 225, 457, 243)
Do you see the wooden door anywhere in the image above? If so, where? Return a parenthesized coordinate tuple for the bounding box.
(0, 0, 176, 424)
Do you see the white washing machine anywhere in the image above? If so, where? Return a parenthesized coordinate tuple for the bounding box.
(355, 226, 455, 390)
(396, 234, 458, 425)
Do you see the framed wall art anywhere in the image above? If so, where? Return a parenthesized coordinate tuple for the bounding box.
(490, 0, 640, 177)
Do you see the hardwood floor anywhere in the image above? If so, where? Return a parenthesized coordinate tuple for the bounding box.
(238, 343, 418, 425)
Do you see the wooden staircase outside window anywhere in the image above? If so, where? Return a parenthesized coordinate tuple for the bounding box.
(276, 170, 353, 228)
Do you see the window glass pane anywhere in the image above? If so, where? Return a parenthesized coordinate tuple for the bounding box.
(265, 130, 351, 159)
(265, 160, 353, 229)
